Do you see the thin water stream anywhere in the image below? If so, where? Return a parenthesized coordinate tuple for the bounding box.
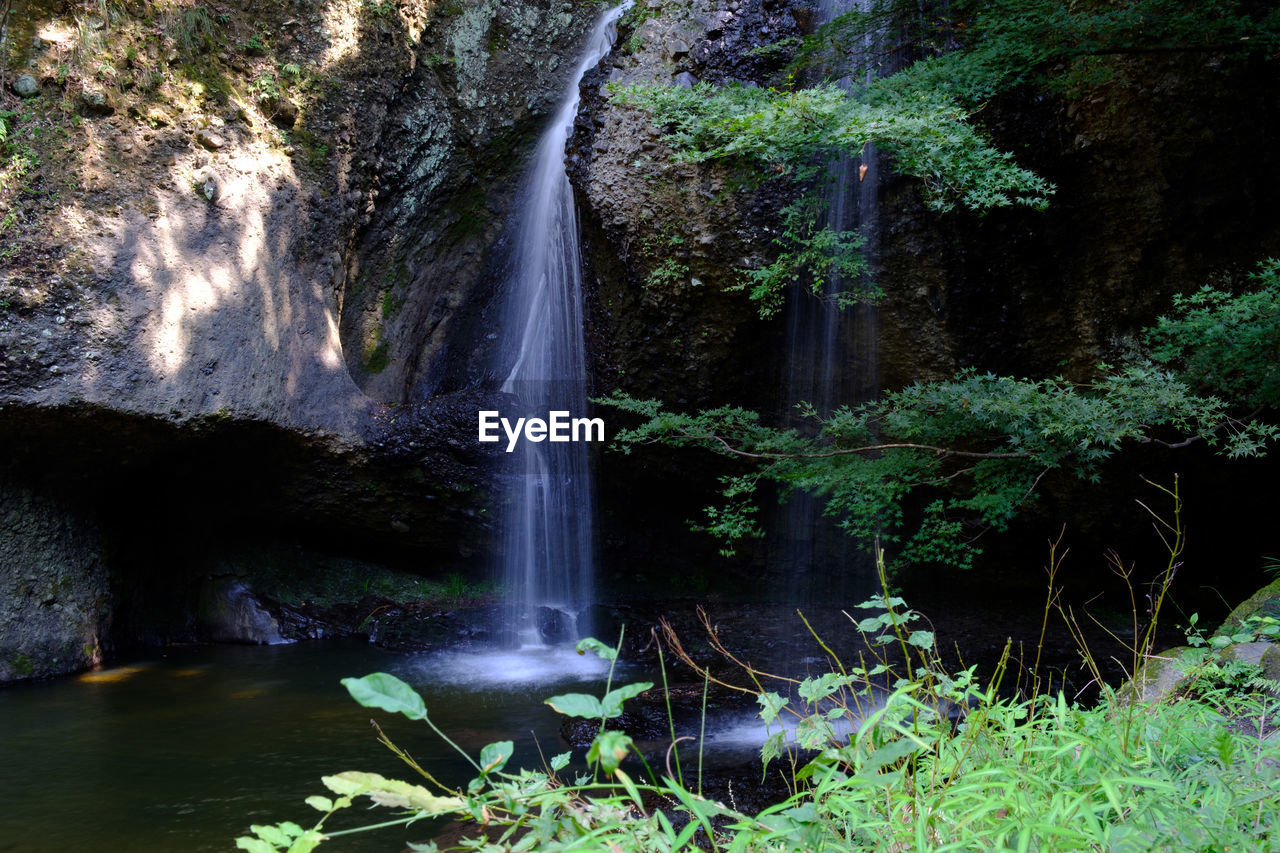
(775, 0, 883, 609)
(493, 0, 632, 644)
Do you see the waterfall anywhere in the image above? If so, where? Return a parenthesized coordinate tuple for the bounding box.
(776, 0, 882, 608)
(493, 2, 631, 646)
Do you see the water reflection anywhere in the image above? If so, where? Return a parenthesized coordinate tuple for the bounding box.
(0, 641, 613, 852)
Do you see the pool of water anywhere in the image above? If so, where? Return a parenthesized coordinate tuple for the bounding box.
(0, 640, 624, 852)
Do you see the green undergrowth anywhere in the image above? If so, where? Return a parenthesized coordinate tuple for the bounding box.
(236, 546, 1280, 852)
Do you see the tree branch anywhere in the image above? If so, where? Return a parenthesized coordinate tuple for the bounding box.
(674, 430, 1035, 462)
(0, 0, 14, 94)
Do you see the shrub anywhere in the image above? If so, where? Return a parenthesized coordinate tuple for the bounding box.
(235, 549, 1280, 852)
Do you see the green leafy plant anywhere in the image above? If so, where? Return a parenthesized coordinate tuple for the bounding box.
(613, 80, 1054, 215)
(234, 635, 659, 851)
(359, 0, 397, 19)
(171, 5, 217, 56)
(644, 257, 688, 290)
(731, 195, 872, 317)
(1147, 259, 1280, 409)
(251, 71, 282, 104)
(599, 262, 1280, 569)
(236, 542, 1280, 852)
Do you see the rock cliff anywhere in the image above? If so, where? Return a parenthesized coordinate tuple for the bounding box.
(0, 0, 600, 680)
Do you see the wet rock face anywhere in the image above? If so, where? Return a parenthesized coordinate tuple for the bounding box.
(568, 0, 807, 410)
(340, 0, 599, 404)
(0, 481, 110, 682)
(562, 0, 811, 581)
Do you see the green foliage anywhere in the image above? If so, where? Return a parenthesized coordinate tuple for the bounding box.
(168, 5, 218, 57)
(251, 71, 283, 104)
(1148, 259, 1280, 409)
(614, 80, 1054, 214)
(602, 368, 1274, 568)
(600, 262, 1280, 568)
(236, 820, 325, 853)
(0, 107, 40, 237)
(545, 680, 654, 720)
(237, 581, 1280, 853)
(358, 0, 397, 19)
(643, 256, 688, 290)
(732, 196, 871, 317)
(637, 229, 691, 290)
(859, 0, 1280, 108)
(613, 77, 1051, 315)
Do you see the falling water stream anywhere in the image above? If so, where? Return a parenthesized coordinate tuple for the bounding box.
(775, 0, 882, 616)
(494, 1, 632, 646)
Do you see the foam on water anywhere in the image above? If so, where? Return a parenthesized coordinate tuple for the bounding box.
(404, 645, 613, 689)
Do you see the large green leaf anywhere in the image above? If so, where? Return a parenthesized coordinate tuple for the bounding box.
(575, 637, 617, 662)
(587, 730, 633, 773)
(545, 692, 605, 718)
(907, 630, 935, 649)
(303, 796, 332, 813)
(340, 673, 427, 721)
(601, 681, 654, 717)
(479, 740, 514, 774)
(758, 691, 789, 724)
(321, 771, 462, 813)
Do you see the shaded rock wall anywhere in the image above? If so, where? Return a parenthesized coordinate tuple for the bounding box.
(569, 0, 806, 410)
(0, 480, 109, 682)
(340, 0, 601, 403)
(0, 0, 609, 680)
(875, 54, 1280, 390)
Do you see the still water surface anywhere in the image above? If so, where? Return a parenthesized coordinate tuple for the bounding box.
(0, 640, 618, 852)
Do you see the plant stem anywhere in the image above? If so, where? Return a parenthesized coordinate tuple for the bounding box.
(698, 666, 709, 796)
(657, 642, 682, 785)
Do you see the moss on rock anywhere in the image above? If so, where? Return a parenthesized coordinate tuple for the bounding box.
(1219, 577, 1280, 636)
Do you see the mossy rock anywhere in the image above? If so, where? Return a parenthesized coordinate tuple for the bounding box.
(1118, 646, 1199, 704)
(1263, 645, 1280, 683)
(1219, 577, 1280, 635)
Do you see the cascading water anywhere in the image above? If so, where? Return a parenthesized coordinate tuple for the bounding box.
(776, 0, 883, 613)
(493, 2, 631, 647)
